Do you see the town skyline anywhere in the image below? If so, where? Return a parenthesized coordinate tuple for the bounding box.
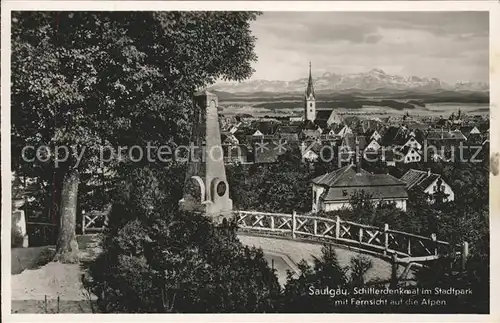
(245, 11, 489, 84)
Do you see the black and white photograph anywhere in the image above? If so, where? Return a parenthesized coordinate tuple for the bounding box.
(2, 1, 499, 319)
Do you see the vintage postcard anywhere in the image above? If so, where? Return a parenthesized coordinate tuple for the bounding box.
(1, 1, 499, 322)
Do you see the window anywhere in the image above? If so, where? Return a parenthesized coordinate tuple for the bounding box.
(313, 190, 317, 201)
(310, 103, 313, 107)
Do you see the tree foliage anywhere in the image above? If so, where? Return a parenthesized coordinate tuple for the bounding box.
(12, 11, 260, 258)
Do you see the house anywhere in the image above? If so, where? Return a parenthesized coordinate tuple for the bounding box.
(398, 146, 421, 164)
(369, 130, 382, 142)
(364, 139, 381, 154)
(300, 141, 321, 162)
(277, 132, 299, 143)
(228, 122, 242, 134)
(315, 110, 343, 129)
(382, 150, 396, 167)
(400, 169, 454, 203)
(360, 119, 384, 135)
(450, 129, 467, 141)
(338, 135, 367, 163)
(277, 125, 300, 135)
(427, 128, 466, 146)
(402, 136, 422, 151)
(337, 125, 353, 138)
(252, 121, 277, 137)
(326, 129, 337, 137)
(382, 126, 407, 146)
(252, 129, 264, 137)
(470, 126, 481, 135)
(221, 132, 239, 145)
(310, 163, 408, 212)
(301, 129, 322, 141)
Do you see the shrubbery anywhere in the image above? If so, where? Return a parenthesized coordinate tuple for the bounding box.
(83, 166, 281, 313)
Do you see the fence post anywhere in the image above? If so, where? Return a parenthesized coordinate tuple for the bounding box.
(270, 215, 275, 231)
(313, 219, 317, 236)
(82, 211, 85, 235)
(384, 223, 389, 255)
(335, 216, 340, 239)
(461, 241, 469, 271)
(292, 210, 297, 239)
(431, 233, 438, 256)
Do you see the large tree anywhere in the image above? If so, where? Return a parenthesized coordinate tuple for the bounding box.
(12, 11, 260, 262)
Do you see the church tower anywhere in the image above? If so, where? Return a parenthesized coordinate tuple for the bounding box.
(304, 62, 316, 122)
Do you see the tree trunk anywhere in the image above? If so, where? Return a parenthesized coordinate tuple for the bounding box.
(54, 169, 80, 263)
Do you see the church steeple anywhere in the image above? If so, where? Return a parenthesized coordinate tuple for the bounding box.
(306, 61, 315, 99)
(304, 62, 316, 122)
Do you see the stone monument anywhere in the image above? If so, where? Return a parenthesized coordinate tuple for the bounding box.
(12, 198, 29, 248)
(179, 91, 233, 222)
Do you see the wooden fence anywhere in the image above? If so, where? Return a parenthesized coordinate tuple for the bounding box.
(81, 211, 108, 234)
(235, 210, 468, 264)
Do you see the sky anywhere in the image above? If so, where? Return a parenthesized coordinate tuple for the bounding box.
(248, 12, 489, 83)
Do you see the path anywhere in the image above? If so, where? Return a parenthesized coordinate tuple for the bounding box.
(238, 234, 413, 283)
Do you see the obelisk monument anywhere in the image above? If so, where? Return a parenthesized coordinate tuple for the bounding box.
(179, 91, 233, 222)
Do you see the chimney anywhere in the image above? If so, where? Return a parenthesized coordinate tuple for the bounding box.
(356, 157, 361, 174)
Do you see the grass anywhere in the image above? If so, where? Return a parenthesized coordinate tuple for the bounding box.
(11, 300, 96, 314)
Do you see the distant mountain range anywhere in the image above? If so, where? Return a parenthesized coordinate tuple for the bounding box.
(209, 68, 489, 94)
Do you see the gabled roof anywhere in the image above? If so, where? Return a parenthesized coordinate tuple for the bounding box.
(470, 126, 481, 134)
(382, 126, 407, 145)
(400, 169, 428, 189)
(277, 125, 300, 134)
(311, 164, 408, 201)
(416, 174, 440, 191)
(450, 130, 467, 140)
(277, 133, 299, 142)
(400, 169, 441, 190)
(364, 139, 381, 152)
(337, 125, 353, 137)
(255, 121, 277, 135)
(303, 119, 319, 130)
(311, 164, 406, 188)
(302, 129, 322, 138)
(427, 129, 453, 140)
(315, 110, 333, 120)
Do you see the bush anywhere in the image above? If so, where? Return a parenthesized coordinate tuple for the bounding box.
(349, 255, 373, 286)
(83, 166, 281, 313)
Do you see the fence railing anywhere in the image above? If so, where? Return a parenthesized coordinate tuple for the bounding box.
(82, 211, 108, 234)
(235, 210, 468, 264)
